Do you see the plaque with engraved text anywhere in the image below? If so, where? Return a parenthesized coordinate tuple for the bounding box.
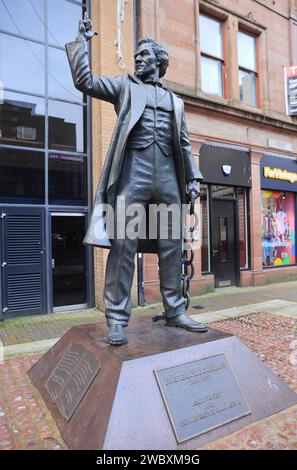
(45, 343, 101, 421)
(155, 353, 250, 443)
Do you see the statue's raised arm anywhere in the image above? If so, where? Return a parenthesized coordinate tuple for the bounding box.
(65, 14, 123, 103)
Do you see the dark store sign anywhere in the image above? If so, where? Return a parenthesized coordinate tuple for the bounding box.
(261, 155, 297, 192)
(285, 66, 297, 115)
(154, 354, 250, 443)
(45, 343, 101, 421)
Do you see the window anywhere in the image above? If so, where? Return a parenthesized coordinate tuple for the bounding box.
(200, 184, 210, 272)
(199, 14, 224, 97)
(49, 153, 87, 206)
(0, 0, 88, 206)
(0, 148, 45, 203)
(238, 188, 249, 269)
(261, 190, 296, 267)
(238, 31, 257, 106)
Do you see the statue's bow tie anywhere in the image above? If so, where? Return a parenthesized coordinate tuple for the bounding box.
(143, 79, 163, 87)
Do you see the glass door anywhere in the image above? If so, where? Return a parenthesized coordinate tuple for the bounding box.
(51, 213, 87, 310)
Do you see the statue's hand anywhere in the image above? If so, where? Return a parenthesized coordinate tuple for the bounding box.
(187, 180, 200, 201)
(77, 12, 98, 42)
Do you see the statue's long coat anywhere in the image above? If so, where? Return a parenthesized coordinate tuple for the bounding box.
(66, 39, 203, 252)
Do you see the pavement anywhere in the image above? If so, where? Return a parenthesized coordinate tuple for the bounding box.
(0, 280, 297, 450)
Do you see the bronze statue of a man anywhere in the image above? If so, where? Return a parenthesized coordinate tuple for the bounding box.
(66, 14, 208, 345)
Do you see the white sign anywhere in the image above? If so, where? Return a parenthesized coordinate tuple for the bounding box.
(267, 139, 293, 152)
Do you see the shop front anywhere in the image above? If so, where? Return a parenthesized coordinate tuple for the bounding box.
(199, 142, 251, 288)
(260, 155, 297, 272)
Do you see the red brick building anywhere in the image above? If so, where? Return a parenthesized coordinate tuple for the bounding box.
(137, 0, 297, 303)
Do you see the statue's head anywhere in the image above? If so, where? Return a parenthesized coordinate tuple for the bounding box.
(134, 37, 169, 80)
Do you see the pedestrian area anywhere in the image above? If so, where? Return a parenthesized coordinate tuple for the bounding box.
(0, 280, 297, 450)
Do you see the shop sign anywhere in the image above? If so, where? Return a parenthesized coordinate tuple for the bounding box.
(285, 66, 297, 115)
(261, 155, 297, 192)
(263, 166, 297, 184)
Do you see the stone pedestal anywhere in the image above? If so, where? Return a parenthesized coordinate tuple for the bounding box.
(29, 316, 297, 450)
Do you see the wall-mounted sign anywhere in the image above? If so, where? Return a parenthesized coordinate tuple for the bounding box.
(284, 66, 297, 116)
(261, 155, 297, 191)
(263, 166, 297, 184)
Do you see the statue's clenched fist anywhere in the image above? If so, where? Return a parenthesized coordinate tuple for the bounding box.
(77, 12, 98, 42)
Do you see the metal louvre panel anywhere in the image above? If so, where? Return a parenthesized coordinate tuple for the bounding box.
(1, 208, 45, 317)
(7, 273, 42, 311)
(6, 215, 41, 264)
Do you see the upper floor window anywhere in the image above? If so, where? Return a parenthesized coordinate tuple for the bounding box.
(238, 31, 257, 106)
(199, 14, 224, 97)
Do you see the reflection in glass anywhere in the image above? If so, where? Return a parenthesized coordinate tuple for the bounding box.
(219, 217, 228, 262)
(48, 0, 83, 47)
(238, 32, 256, 70)
(52, 215, 87, 307)
(0, 91, 45, 147)
(199, 15, 222, 58)
(48, 47, 82, 101)
(238, 188, 248, 269)
(201, 56, 223, 96)
(49, 153, 87, 206)
(239, 70, 256, 106)
(0, 0, 44, 41)
(212, 186, 235, 198)
(0, 148, 45, 203)
(0, 34, 45, 95)
(200, 184, 210, 272)
(48, 100, 85, 153)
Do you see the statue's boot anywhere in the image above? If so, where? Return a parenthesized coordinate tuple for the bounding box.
(166, 313, 208, 332)
(106, 324, 127, 346)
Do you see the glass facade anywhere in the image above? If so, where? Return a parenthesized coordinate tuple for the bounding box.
(0, 0, 90, 315)
(261, 190, 296, 267)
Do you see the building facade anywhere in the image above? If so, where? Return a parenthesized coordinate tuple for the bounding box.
(1, 0, 297, 318)
(138, 0, 297, 303)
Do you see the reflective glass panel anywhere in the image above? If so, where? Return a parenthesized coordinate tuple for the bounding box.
(52, 215, 87, 307)
(238, 32, 256, 70)
(48, 100, 85, 153)
(199, 15, 223, 58)
(212, 186, 235, 198)
(49, 153, 87, 205)
(219, 217, 228, 262)
(201, 56, 223, 96)
(261, 190, 296, 267)
(239, 69, 256, 106)
(0, 90, 45, 147)
(48, 0, 83, 48)
(0, 148, 45, 203)
(200, 184, 210, 272)
(238, 188, 248, 269)
(0, 34, 45, 95)
(0, 0, 44, 41)
(48, 47, 82, 101)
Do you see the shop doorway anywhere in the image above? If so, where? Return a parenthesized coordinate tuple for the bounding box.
(212, 199, 237, 288)
(51, 214, 87, 311)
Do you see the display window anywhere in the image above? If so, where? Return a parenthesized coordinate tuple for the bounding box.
(261, 190, 296, 267)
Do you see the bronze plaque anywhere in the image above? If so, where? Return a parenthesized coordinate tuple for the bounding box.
(155, 353, 250, 443)
(45, 343, 101, 421)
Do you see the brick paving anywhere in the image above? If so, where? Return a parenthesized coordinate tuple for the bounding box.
(1, 282, 297, 450)
(0, 355, 66, 450)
